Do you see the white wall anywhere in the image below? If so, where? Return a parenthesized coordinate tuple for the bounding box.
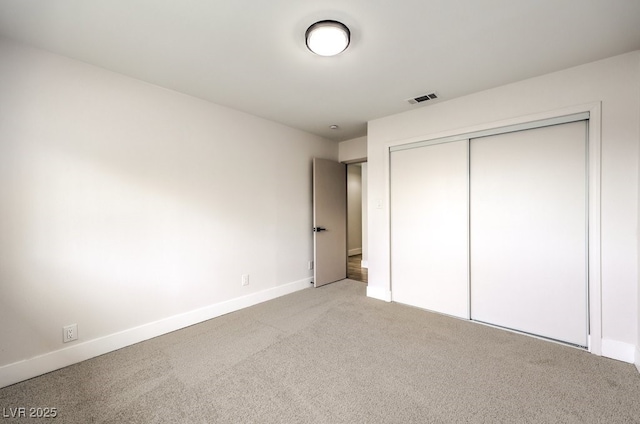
(339, 136, 367, 163)
(0, 38, 337, 387)
(637, 56, 640, 373)
(367, 51, 640, 363)
(361, 163, 368, 268)
(347, 165, 363, 255)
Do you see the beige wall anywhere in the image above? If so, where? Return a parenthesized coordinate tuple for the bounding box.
(0, 38, 337, 386)
(368, 51, 640, 363)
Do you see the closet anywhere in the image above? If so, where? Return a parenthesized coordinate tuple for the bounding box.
(390, 116, 588, 347)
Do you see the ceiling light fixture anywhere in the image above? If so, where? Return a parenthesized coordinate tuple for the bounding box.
(305, 20, 350, 56)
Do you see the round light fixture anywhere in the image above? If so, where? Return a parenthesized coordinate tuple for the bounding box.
(305, 20, 350, 56)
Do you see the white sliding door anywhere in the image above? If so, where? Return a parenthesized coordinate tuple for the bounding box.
(391, 140, 469, 319)
(470, 121, 588, 346)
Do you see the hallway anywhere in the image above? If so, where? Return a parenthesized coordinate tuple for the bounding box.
(347, 254, 368, 283)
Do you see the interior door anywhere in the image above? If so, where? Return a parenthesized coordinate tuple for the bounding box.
(313, 158, 347, 287)
(470, 121, 588, 346)
(391, 140, 469, 318)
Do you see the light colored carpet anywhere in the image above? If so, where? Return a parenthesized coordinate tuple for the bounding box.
(1, 279, 639, 423)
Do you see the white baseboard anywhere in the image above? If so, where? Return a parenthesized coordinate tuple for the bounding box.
(635, 346, 640, 374)
(367, 285, 391, 302)
(601, 338, 636, 363)
(348, 248, 362, 256)
(361, 260, 368, 269)
(0, 277, 312, 389)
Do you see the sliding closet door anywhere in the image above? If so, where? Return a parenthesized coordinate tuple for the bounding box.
(470, 121, 587, 346)
(391, 140, 469, 319)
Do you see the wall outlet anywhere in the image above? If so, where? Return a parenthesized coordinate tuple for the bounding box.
(241, 274, 250, 286)
(63, 324, 78, 343)
(308, 261, 314, 270)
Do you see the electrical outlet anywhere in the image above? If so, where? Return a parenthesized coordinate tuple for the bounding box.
(63, 324, 78, 343)
(241, 274, 250, 286)
(308, 261, 314, 270)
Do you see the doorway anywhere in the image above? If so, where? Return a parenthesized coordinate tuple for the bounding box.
(346, 163, 368, 283)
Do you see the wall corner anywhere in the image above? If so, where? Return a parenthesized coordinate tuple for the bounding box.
(366, 285, 391, 302)
(339, 136, 368, 163)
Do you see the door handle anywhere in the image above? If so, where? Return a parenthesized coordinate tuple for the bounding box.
(313, 227, 327, 232)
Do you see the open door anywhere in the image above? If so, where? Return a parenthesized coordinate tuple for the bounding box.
(313, 158, 347, 287)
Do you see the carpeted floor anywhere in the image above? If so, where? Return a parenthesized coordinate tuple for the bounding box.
(1, 279, 639, 423)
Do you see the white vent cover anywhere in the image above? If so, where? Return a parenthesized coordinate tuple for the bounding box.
(407, 92, 438, 104)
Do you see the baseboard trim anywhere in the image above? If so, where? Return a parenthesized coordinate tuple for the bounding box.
(361, 260, 368, 269)
(601, 338, 635, 363)
(348, 248, 362, 256)
(635, 346, 640, 374)
(367, 286, 391, 302)
(0, 278, 312, 389)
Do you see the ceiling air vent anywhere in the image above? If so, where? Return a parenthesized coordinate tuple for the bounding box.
(407, 92, 438, 105)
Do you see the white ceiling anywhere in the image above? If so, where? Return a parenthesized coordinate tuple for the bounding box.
(0, 1, 639, 142)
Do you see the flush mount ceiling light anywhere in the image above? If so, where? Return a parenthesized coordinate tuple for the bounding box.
(305, 20, 350, 56)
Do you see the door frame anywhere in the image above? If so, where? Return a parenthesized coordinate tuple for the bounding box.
(346, 162, 368, 275)
(382, 102, 602, 356)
